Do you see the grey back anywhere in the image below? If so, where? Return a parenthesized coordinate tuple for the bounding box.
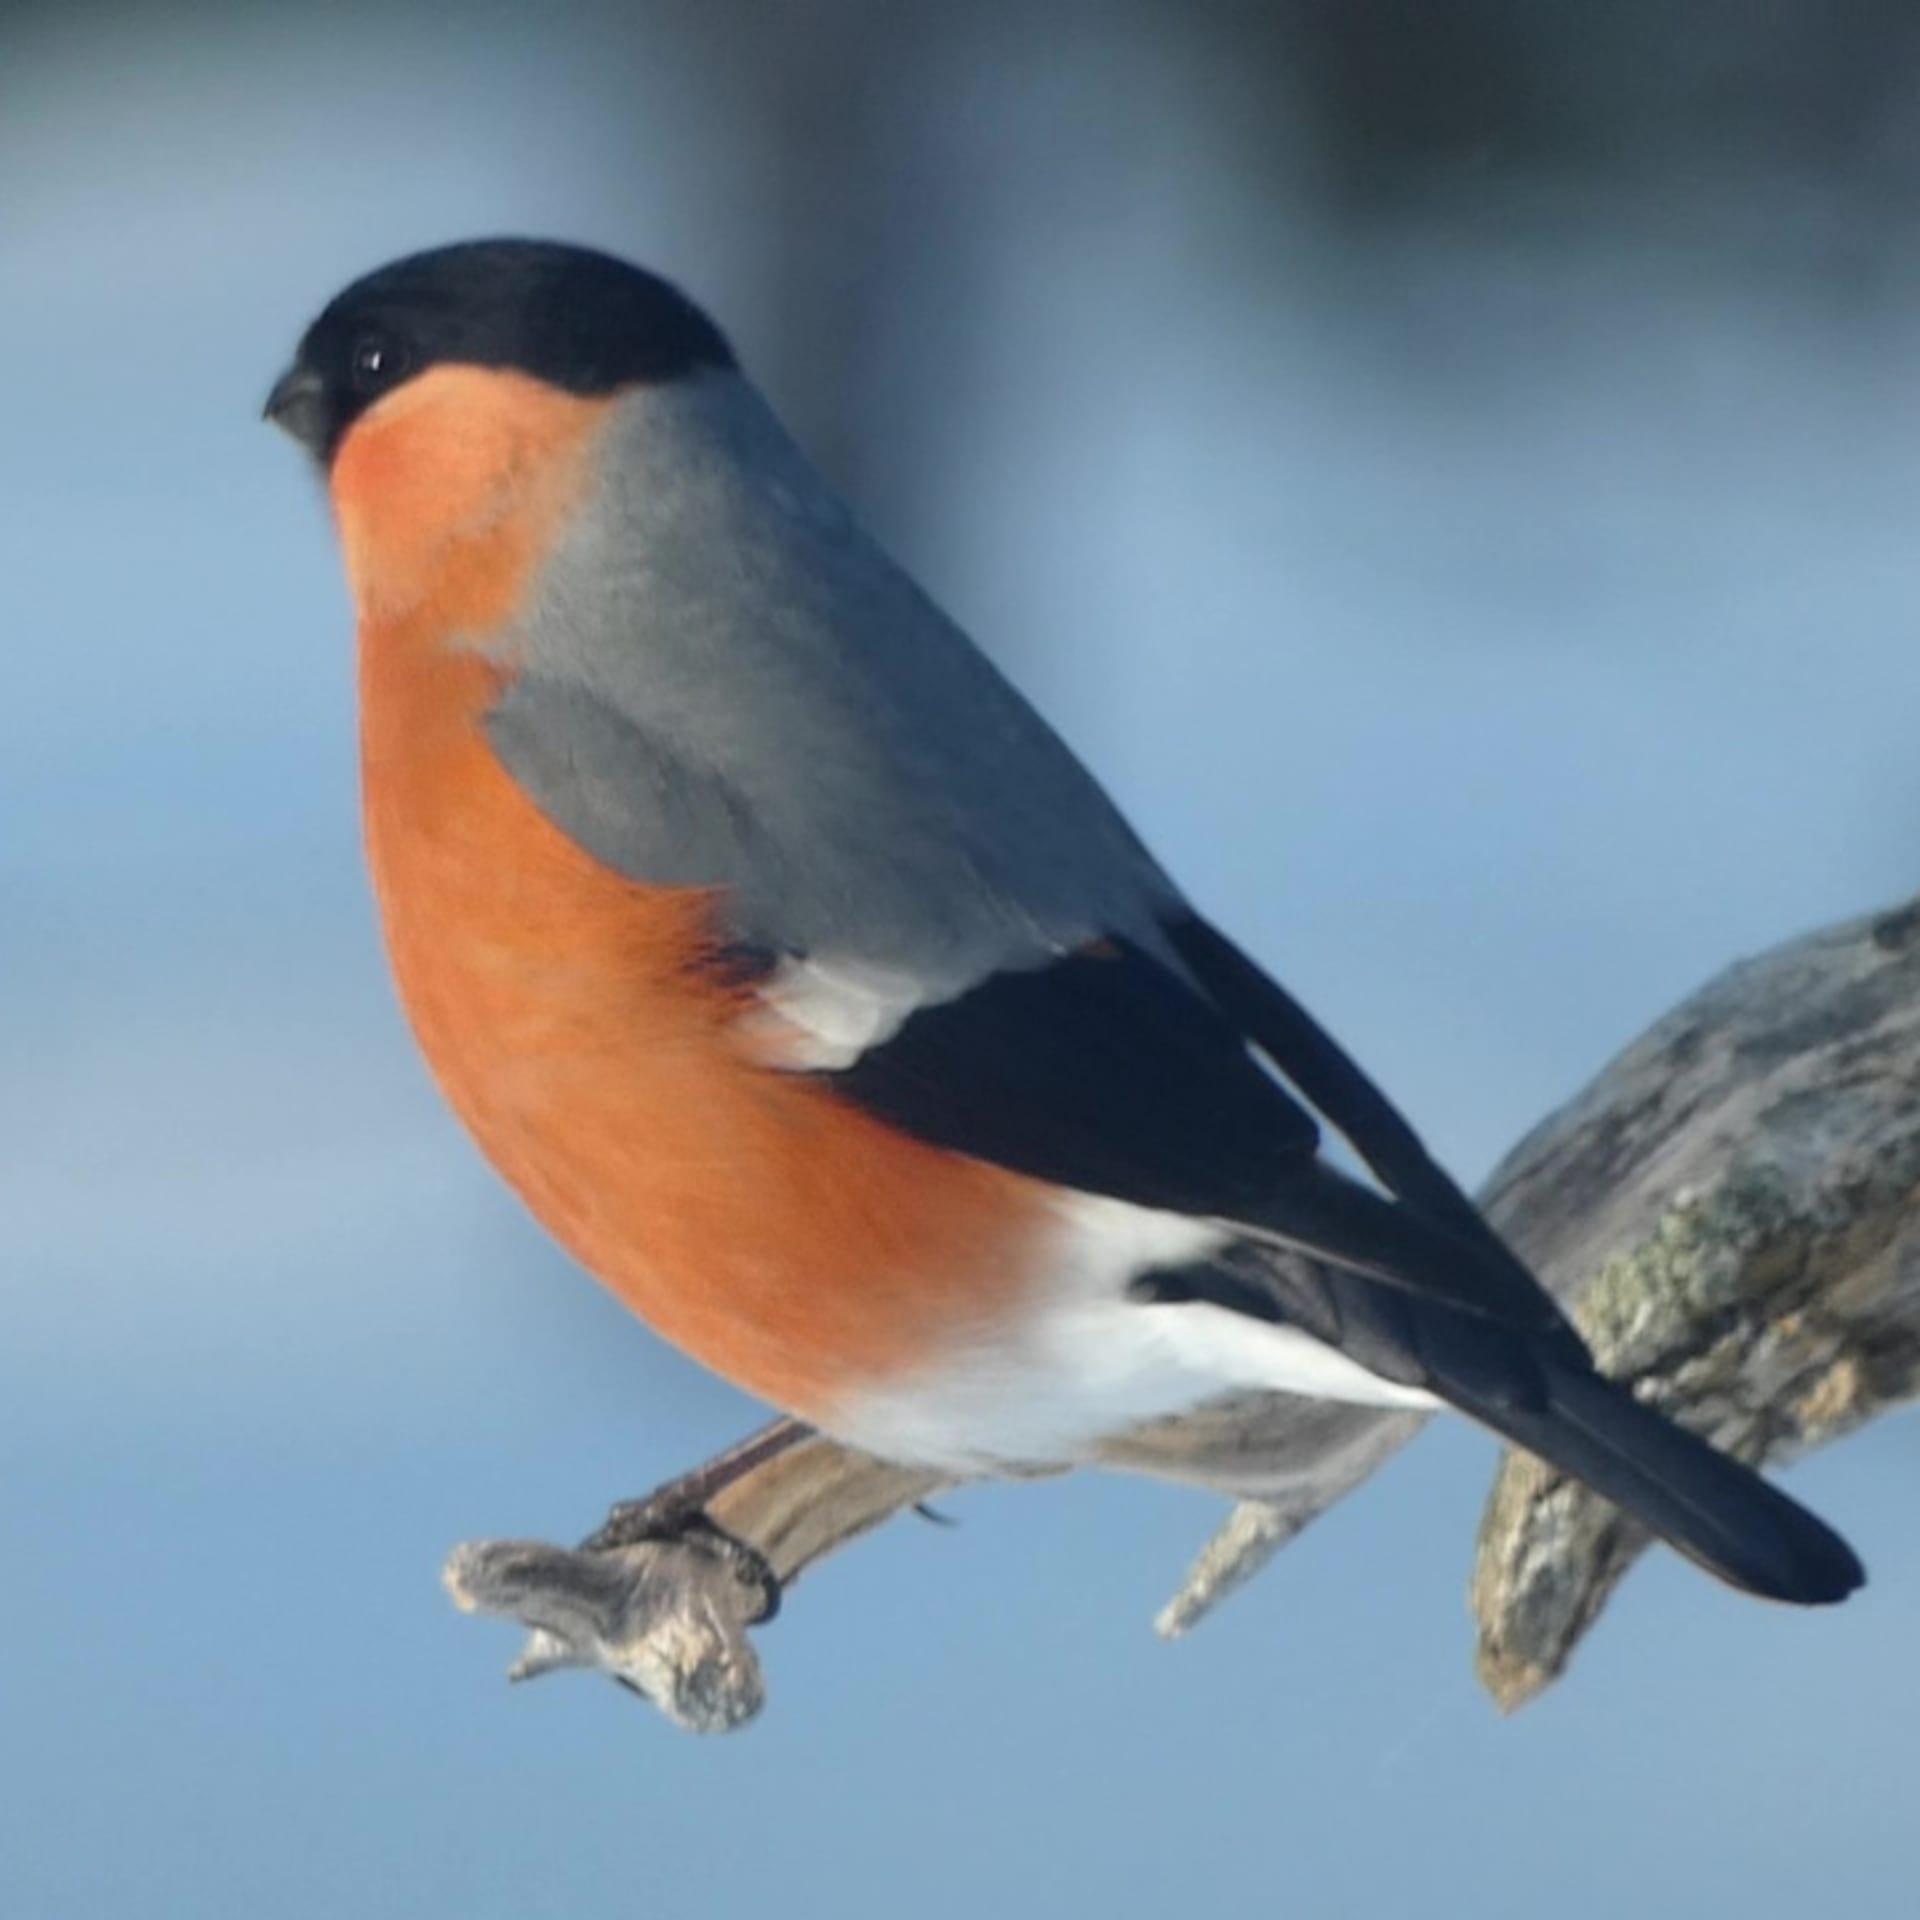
(485, 372, 1185, 998)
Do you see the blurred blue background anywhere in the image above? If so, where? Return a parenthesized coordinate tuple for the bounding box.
(4, 4, 1917, 1914)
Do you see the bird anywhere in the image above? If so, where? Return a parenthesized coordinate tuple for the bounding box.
(266, 236, 1862, 1609)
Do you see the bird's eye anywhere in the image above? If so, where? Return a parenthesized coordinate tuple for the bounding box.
(350, 331, 411, 393)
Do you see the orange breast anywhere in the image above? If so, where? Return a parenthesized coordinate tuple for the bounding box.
(336, 369, 1049, 1419)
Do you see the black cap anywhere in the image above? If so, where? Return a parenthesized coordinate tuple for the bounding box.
(265, 238, 736, 462)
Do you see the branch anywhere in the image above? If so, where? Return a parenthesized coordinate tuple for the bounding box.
(446, 895, 1920, 1729)
(1466, 896, 1920, 1705)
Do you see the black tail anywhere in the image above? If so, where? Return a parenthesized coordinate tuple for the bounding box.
(1448, 1358, 1863, 1604)
(1158, 913, 1864, 1605)
(1145, 1246, 1867, 1604)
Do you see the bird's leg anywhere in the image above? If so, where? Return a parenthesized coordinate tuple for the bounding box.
(580, 1418, 812, 1622)
(589, 1417, 814, 1534)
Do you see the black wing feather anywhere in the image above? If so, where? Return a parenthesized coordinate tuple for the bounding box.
(1161, 913, 1578, 1339)
(824, 935, 1572, 1338)
(828, 941, 1318, 1214)
(1161, 914, 1497, 1243)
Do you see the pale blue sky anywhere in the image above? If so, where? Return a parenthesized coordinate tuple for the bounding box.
(4, 9, 1916, 1916)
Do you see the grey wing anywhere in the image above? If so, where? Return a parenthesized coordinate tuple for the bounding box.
(484, 666, 1169, 996)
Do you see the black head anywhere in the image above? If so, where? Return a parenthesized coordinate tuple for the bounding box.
(264, 238, 736, 463)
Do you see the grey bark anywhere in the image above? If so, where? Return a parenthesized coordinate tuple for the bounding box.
(445, 895, 1920, 1731)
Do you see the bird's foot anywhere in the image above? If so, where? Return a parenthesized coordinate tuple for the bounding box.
(583, 1490, 782, 1625)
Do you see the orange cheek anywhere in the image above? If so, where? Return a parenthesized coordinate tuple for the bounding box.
(328, 366, 611, 628)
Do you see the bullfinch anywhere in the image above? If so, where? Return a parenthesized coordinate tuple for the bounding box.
(266, 238, 1862, 1608)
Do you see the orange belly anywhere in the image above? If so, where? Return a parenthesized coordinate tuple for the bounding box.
(357, 632, 1049, 1421)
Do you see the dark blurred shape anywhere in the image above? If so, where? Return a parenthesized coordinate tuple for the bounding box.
(1229, 1, 1920, 221)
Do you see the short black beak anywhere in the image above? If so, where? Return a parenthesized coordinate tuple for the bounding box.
(263, 363, 329, 454)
